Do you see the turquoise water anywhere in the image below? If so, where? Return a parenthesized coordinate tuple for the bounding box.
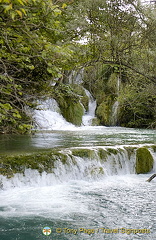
(0, 175, 156, 240)
(0, 126, 156, 239)
(0, 126, 156, 154)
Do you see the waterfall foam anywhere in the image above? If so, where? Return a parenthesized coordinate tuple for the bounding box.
(33, 98, 75, 130)
(82, 89, 96, 126)
(110, 100, 119, 126)
(33, 88, 97, 130)
(0, 146, 140, 190)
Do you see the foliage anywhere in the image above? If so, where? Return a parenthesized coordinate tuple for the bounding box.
(69, 0, 156, 128)
(1, 0, 156, 132)
(0, 0, 75, 133)
(118, 77, 156, 128)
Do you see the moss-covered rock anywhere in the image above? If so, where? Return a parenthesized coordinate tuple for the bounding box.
(98, 148, 108, 161)
(107, 148, 120, 155)
(96, 96, 115, 126)
(135, 147, 154, 174)
(62, 100, 84, 126)
(0, 150, 68, 177)
(91, 117, 101, 126)
(71, 84, 89, 112)
(53, 84, 84, 126)
(71, 148, 95, 159)
(151, 145, 156, 152)
(124, 146, 137, 160)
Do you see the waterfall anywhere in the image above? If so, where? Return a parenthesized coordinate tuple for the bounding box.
(110, 74, 120, 126)
(69, 69, 84, 84)
(33, 98, 75, 130)
(2, 145, 155, 190)
(82, 89, 97, 126)
(33, 88, 97, 130)
(110, 100, 119, 126)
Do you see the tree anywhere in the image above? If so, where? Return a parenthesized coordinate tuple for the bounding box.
(67, 0, 156, 128)
(0, 0, 74, 133)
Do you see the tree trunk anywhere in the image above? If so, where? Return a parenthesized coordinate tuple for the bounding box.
(146, 173, 156, 182)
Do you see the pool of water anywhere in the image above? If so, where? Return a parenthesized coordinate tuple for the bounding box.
(0, 126, 156, 154)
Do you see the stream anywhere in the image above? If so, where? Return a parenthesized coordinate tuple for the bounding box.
(0, 97, 156, 240)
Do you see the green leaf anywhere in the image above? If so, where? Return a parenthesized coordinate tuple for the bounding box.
(3, 3, 12, 12)
(16, 0, 25, 6)
(20, 8, 27, 15)
(16, 10, 23, 18)
(53, 8, 62, 16)
(62, 3, 67, 9)
(13, 112, 22, 118)
(3, 103, 12, 110)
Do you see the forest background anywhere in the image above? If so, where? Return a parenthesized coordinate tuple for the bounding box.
(0, 0, 156, 134)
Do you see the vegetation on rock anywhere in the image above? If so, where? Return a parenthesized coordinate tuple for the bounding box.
(135, 147, 154, 174)
(0, 150, 68, 177)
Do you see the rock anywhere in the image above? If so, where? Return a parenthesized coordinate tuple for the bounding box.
(135, 147, 154, 174)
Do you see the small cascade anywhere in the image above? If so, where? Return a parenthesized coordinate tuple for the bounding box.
(33, 98, 75, 130)
(82, 89, 97, 126)
(2, 145, 153, 190)
(69, 69, 84, 84)
(110, 74, 120, 126)
(110, 100, 119, 126)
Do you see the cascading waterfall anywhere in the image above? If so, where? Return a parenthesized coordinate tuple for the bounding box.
(33, 88, 96, 130)
(0, 132, 156, 240)
(33, 98, 75, 130)
(82, 89, 96, 126)
(1, 146, 155, 190)
(110, 101, 119, 126)
(110, 75, 120, 126)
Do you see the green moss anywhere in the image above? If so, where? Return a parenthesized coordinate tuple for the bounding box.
(91, 117, 101, 126)
(107, 148, 119, 155)
(71, 148, 95, 159)
(71, 84, 89, 112)
(96, 96, 115, 125)
(98, 148, 108, 161)
(124, 146, 137, 160)
(90, 166, 104, 176)
(135, 147, 154, 174)
(54, 84, 84, 126)
(151, 145, 156, 152)
(0, 150, 68, 177)
(62, 100, 84, 126)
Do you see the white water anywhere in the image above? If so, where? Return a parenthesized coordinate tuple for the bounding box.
(0, 146, 139, 189)
(1, 92, 156, 239)
(110, 100, 119, 126)
(82, 89, 97, 126)
(0, 154, 156, 240)
(33, 89, 96, 130)
(33, 98, 76, 130)
(1, 146, 156, 190)
(0, 173, 155, 239)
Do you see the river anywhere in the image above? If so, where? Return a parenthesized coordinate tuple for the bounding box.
(0, 99, 156, 240)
